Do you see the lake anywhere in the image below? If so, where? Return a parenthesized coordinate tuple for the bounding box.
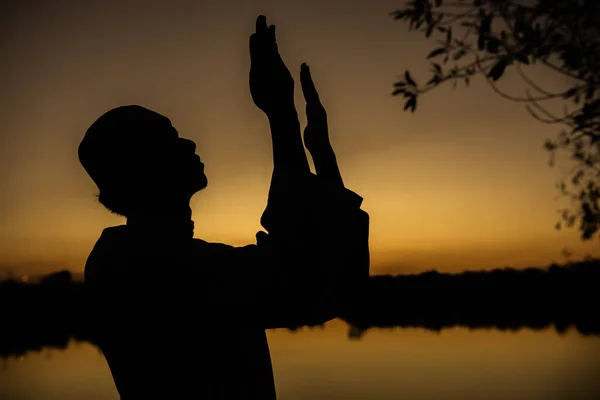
(1, 319, 599, 400)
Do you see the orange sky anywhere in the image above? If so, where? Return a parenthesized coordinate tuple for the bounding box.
(0, 0, 598, 278)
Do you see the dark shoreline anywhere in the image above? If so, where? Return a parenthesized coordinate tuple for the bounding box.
(2, 260, 599, 358)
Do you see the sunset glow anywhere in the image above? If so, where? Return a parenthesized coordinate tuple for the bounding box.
(1, 0, 598, 278)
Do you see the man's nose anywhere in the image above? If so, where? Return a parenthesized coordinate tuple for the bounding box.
(179, 138, 196, 153)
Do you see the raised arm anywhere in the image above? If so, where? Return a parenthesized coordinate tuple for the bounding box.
(300, 63, 345, 188)
(249, 15, 309, 176)
(222, 15, 371, 329)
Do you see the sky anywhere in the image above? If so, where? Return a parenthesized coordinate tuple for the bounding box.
(1, 0, 598, 278)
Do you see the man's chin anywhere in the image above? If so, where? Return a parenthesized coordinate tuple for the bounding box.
(192, 177, 208, 193)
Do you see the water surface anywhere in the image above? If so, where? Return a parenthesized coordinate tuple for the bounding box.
(2, 319, 599, 399)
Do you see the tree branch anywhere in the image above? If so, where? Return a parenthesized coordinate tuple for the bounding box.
(541, 59, 594, 85)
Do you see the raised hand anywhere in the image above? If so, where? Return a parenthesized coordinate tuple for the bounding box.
(300, 64, 344, 188)
(300, 63, 331, 155)
(249, 15, 295, 117)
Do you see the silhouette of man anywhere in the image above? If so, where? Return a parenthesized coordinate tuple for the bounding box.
(81, 15, 369, 399)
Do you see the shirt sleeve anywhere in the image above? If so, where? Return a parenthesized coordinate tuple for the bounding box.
(195, 171, 370, 329)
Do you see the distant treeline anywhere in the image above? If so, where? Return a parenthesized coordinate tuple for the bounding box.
(1, 261, 599, 358)
(338, 260, 600, 339)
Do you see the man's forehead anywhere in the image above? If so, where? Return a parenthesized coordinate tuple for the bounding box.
(147, 109, 171, 125)
(141, 110, 176, 136)
(132, 107, 171, 125)
(113, 105, 169, 122)
(114, 106, 175, 133)
(85, 105, 179, 149)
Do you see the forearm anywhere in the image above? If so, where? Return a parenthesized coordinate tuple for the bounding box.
(252, 189, 369, 328)
(311, 145, 344, 188)
(267, 107, 310, 174)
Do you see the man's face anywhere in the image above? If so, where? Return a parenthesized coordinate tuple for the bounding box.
(136, 112, 208, 198)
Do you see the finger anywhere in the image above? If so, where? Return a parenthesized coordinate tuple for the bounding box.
(263, 24, 286, 69)
(252, 18, 275, 60)
(267, 24, 279, 56)
(249, 33, 268, 65)
(249, 33, 258, 57)
(300, 63, 320, 104)
(256, 15, 268, 34)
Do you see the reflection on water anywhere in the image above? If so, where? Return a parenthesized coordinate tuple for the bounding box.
(1, 319, 599, 400)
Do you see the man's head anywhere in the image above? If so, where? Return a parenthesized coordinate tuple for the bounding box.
(79, 105, 207, 217)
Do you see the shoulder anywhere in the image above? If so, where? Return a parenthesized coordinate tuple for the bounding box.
(191, 238, 235, 252)
(191, 238, 261, 260)
(190, 238, 254, 257)
(189, 239, 263, 272)
(84, 225, 128, 285)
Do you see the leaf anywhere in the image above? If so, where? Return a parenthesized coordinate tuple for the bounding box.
(478, 33, 485, 51)
(427, 47, 447, 59)
(427, 76, 440, 85)
(446, 27, 452, 44)
(435, 0, 442, 6)
(392, 88, 405, 95)
(543, 140, 557, 151)
(486, 38, 501, 54)
(563, 88, 579, 99)
(392, 10, 412, 20)
(425, 10, 433, 26)
(453, 50, 467, 61)
(585, 86, 595, 100)
(406, 97, 417, 112)
(481, 14, 492, 35)
(405, 70, 416, 87)
(572, 170, 585, 185)
(432, 63, 442, 75)
(515, 52, 530, 65)
(477, 14, 491, 50)
(487, 58, 507, 81)
(426, 24, 435, 37)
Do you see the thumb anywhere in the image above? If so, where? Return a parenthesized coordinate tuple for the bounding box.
(300, 63, 320, 104)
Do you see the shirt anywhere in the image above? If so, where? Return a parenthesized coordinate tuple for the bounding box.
(84, 172, 369, 399)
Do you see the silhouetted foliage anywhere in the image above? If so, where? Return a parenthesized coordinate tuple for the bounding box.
(0, 272, 91, 359)
(390, 0, 600, 240)
(2, 260, 599, 358)
(340, 258, 600, 338)
(40, 270, 72, 286)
